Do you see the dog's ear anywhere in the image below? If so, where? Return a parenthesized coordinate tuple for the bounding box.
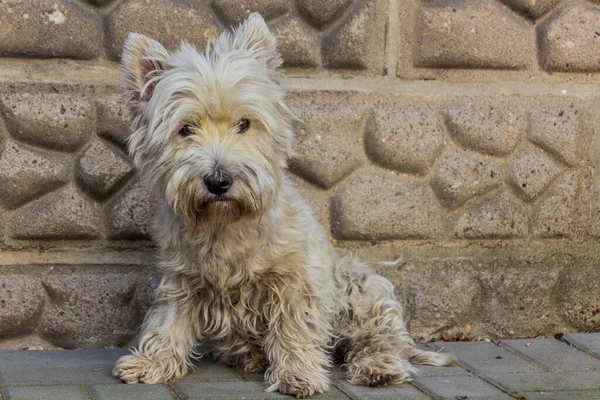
(232, 13, 282, 70)
(121, 33, 170, 102)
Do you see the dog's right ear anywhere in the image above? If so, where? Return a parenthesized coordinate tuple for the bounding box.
(121, 33, 170, 104)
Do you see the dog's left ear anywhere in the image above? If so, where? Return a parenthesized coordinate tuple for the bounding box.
(232, 13, 282, 70)
(121, 33, 170, 103)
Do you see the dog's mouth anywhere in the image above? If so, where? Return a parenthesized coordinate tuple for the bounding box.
(206, 196, 233, 203)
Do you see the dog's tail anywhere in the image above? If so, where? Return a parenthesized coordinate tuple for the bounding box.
(405, 346, 457, 367)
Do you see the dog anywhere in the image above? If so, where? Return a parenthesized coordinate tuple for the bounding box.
(112, 13, 455, 397)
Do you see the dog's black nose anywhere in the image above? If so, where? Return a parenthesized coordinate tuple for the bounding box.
(204, 170, 233, 195)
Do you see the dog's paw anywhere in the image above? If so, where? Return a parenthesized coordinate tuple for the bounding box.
(243, 354, 268, 373)
(267, 372, 329, 398)
(113, 353, 180, 384)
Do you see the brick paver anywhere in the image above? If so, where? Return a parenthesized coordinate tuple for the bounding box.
(1, 336, 600, 399)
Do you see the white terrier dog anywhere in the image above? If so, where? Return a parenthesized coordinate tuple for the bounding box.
(113, 13, 455, 397)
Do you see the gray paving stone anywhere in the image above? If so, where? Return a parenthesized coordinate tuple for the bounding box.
(171, 380, 349, 399)
(89, 384, 175, 400)
(502, 338, 600, 372)
(415, 364, 471, 378)
(335, 380, 433, 400)
(182, 360, 243, 382)
(2, 386, 88, 400)
(0, 350, 127, 385)
(413, 376, 511, 399)
(524, 391, 600, 400)
(487, 371, 600, 392)
(562, 333, 600, 359)
(427, 342, 541, 374)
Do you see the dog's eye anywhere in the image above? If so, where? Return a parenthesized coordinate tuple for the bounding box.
(237, 118, 250, 134)
(179, 124, 193, 138)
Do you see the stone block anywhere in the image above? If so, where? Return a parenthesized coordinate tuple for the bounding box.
(331, 173, 443, 240)
(414, 0, 535, 69)
(105, 0, 222, 60)
(414, 376, 510, 399)
(290, 101, 367, 189)
(539, 3, 600, 72)
(272, 16, 321, 68)
(0, 91, 95, 152)
(288, 174, 330, 230)
(430, 147, 504, 209)
(296, 0, 354, 29)
(475, 264, 562, 338)
(508, 144, 562, 202)
(559, 265, 600, 331)
(3, 386, 89, 400)
(334, 380, 432, 400)
(532, 171, 577, 237)
(89, 384, 175, 400)
(0, 349, 127, 385)
(75, 140, 134, 201)
(0, 140, 70, 210)
(562, 333, 600, 359)
(386, 261, 481, 335)
(0, 0, 101, 59)
(529, 105, 581, 167)
(502, 338, 600, 372)
(488, 371, 600, 392)
(39, 273, 140, 348)
(0, 275, 44, 338)
(444, 104, 523, 156)
(365, 102, 446, 175)
(427, 342, 542, 375)
(106, 177, 156, 240)
(322, 0, 387, 73)
(210, 0, 291, 26)
(524, 392, 600, 400)
(454, 191, 528, 238)
(8, 185, 102, 240)
(499, 0, 563, 19)
(96, 95, 131, 150)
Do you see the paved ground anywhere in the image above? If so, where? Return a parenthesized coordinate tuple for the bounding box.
(1, 334, 600, 399)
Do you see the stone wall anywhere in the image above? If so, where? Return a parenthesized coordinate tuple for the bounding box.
(1, 0, 600, 349)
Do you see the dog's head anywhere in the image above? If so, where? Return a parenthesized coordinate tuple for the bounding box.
(121, 14, 293, 224)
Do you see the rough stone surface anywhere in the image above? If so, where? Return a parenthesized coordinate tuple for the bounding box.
(532, 172, 577, 237)
(96, 95, 131, 149)
(500, 0, 563, 19)
(365, 102, 446, 174)
(272, 16, 321, 68)
(476, 264, 563, 337)
(529, 105, 581, 167)
(0, 276, 44, 338)
(331, 173, 443, 240)
(76, 140, 134, 200)
(8, 185, 103, 240)
(290, 101, 366, 188)
(414, 0, 535, 69)
(539, 3, 600, 72)
(106, 178, 156, 239)
(211, 0, 291, 26)
(414, 376, 509, 399)
(430, 147, 504, 209)
(0, 0, 101, 59)
(322, 0, 386, 72)
(559, 265, 600, 331)
(105, 0, 222, 60)
(0, 140, 70, 209)
(454, 192, 528, 238)
(444, 104, 523, 156)
(0, 91, 94, 152)
(508, 144, 562, 201)
(296, 0, 355, 28)
(39, 273, 139, 348)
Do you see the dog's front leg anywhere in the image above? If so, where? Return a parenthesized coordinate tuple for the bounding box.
(264, 303, 331, 397)
(113, 294, 198, 384)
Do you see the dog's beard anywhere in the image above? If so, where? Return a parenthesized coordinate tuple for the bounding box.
(164, 167, 271, 226)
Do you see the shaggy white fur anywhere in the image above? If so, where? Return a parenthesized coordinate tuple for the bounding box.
(113, 13, 455, 397)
